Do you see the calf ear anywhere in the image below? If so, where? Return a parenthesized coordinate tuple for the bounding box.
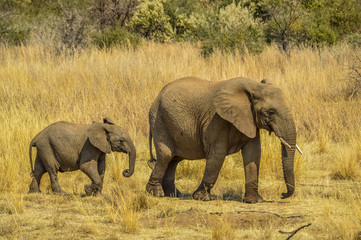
(87, 122, 111, 154)
(103, 117, 115, 125)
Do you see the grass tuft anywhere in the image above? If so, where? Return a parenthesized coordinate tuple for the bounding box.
(210, 215, 236, 240)
(331, 142, 361, 180)
(0, 194, 24, 214)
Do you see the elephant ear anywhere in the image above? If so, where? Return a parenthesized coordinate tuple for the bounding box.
(103, 117, 115, 125)
(87, 122, 111, 154)
(212, 83, 257, 138)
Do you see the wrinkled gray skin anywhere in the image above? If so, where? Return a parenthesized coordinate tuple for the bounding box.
(146, 77, 297, 203)
(28, 118, 136, 196)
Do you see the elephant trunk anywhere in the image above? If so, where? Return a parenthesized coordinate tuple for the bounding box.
(123, 140, 136, 178)
(272, 113, 297, 199)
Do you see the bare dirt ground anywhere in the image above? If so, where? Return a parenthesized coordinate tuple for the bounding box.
(1, 179, 360, 239)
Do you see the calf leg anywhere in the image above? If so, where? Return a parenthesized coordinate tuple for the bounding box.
(36, 146, 66, 194)
(28, 155, 47, 193)
(97, 154, 106, 190)
(81, 159, 102, 196)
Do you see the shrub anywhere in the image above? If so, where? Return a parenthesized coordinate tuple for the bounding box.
(162, 0, 196, 41)
(300, 0, 361, 47)
(128, 0, 174, 42)
(91, 27, 142, 49)
(345, 33, 361, 49)
(190, 2, 264, 56)
(0, 13, 30, 46)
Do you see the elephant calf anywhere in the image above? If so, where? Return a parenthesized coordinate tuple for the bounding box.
(28, 117, 136, 196)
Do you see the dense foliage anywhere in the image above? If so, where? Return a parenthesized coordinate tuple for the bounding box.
(1, 0, 360, 54)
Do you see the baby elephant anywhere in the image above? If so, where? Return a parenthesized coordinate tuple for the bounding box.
(28, 118, 136, 195)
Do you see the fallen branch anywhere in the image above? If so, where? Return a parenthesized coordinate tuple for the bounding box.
(279, 223, 312, 239)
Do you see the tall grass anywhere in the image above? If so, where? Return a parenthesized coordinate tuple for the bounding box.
(1, 42, 360, 191)
(0, 43, 360, 238)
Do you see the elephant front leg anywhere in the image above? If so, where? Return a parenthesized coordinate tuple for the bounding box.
(98, 154, 106, 189)
(193, 154, 226, 201)
(242, 133, 263, 203)
(80, 159, 102, 196)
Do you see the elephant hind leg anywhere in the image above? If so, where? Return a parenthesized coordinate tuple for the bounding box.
(146, 142, 174, 197)
(29, 155, 47, 193)
(36, 147, 66, 195)
(162, 156, 183, 197)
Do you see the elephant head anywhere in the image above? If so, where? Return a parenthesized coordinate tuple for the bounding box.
(213, 78, 300, 199)
(87, 118, 136, 178)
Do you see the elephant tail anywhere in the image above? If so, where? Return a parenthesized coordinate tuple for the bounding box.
(29, 140, 36, 176)
(147, 129, 156, 170)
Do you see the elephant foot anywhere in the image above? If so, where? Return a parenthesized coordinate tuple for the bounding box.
(243, 193, 263, 204)
(163, 186, 182, 198)
(84, 184, 101, 196)
(28, 188, 41, 194)
(146, 182, 164, 197)
(244, 181, 263, 203)
(29, 179, 41, 193)
(53, 189, 67, 195)
(28, 184, 41, 194)
(192, 189, 217, 201)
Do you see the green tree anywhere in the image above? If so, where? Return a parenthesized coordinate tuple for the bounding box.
(300, 0, 361, 47)
(264, 0, 304, 53)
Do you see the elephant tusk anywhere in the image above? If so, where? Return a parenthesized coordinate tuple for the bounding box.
(279, 138, 303, 155)
(296, 144, 303, 155)
(279, 138, 291, 148)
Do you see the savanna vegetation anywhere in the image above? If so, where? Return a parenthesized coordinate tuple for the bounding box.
(1, 0, 361, 54)
(0, 0, 361, 239)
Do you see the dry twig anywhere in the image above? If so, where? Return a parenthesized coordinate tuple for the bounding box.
(279, 223, 312, 239)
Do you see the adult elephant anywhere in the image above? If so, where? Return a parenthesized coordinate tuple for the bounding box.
(28, 117, 136, 195)
(146, 77, 301, 203)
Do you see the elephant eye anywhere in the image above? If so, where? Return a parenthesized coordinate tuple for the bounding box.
(268, 109, 276, 115)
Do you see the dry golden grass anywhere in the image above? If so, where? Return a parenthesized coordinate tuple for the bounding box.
(0, 42, 360, 239)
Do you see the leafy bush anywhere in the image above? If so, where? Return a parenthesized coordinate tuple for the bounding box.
(300, 0, 361, 47)
(0, 14, 30, 46)
(162, 0, 197, 41)
(302, 16, 337, 47)
(190, 2, 264, 56)
(91, 27, 142, 49)
(345, 33, 361, 49)
(128, 0, 174, 42)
